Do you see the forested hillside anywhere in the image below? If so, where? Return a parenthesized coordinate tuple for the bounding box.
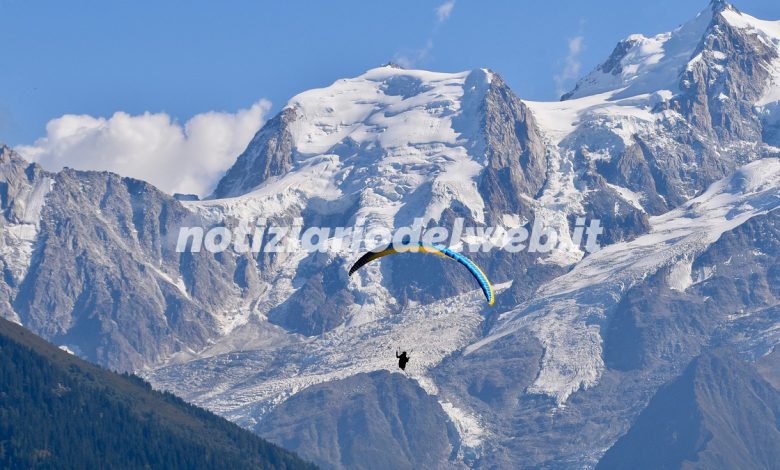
(0, 317, 315, 469)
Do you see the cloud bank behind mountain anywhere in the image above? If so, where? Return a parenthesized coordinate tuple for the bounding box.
(16, 99, 271, 197)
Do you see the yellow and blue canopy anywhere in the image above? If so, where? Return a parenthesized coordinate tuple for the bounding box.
(348, 242, 494, 306)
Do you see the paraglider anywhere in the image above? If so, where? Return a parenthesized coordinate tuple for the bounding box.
(348, 242, 495, 306)
(396, 350, 410, 371)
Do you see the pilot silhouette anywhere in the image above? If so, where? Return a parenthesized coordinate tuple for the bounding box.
(396, 350, 410, 371)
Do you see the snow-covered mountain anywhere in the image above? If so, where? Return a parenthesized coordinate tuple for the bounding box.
(3, 1, 780, 468)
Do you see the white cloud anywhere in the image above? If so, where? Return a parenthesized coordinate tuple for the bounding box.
(394, 1, 454, 68)
(16, 100, 271, 197)
(554, 36, 585, 97)
(394, 39, 434, 69)
(436, 0, 455, 23)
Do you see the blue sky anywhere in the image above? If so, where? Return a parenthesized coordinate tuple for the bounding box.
(2, 0, 778, 194)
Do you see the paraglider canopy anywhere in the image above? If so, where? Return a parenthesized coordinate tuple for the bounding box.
(348, 242, 494, 306)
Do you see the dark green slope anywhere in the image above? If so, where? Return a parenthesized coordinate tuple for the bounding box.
(0, 317, 316, 470)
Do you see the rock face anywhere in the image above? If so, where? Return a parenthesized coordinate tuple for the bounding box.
(0, 147, 51, 316)
(6, 2, 780, 469)
(2, 145, 259, 371)
(212, 108, 298, 199)
(257, 371, 457, 470)
(598, 349, 780, 470)
(479, 73, 548, 218)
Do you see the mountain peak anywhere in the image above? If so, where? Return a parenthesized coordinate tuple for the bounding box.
(709, 0, 734, 14)
(561, 0, 778, 101)
(381, 61, 406, 70)
(212, 66, 495, 199)
(0, 145, 41, 184)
